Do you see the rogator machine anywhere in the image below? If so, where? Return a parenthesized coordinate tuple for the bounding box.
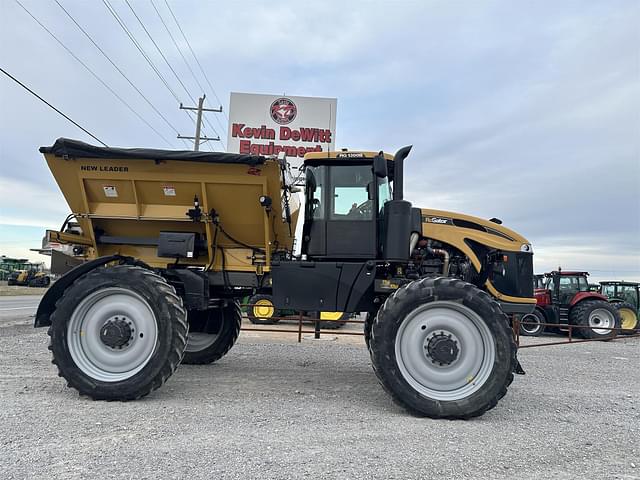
(36, 138, 535, 419)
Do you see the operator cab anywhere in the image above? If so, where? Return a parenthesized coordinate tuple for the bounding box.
(301, 147, 419, 262)
(271, 147, 418, 312)
(302, 151, 392, 259)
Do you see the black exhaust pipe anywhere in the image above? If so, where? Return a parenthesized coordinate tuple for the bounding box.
(393, 145, 413, 200)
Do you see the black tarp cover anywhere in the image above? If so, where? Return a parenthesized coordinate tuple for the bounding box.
(40, 138, 266, 165)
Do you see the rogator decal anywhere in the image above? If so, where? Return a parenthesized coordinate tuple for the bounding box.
(426, 216, 452, 225)
(80, 165, 129, 172)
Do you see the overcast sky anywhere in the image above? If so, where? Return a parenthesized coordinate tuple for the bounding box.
(1, 0, 639, 281)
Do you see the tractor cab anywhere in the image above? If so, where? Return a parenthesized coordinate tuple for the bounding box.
(545, 271, 592, 306)
(272, 146, 420, 312)
(599, 281, 640, 311)
(301, 147, 420, 261)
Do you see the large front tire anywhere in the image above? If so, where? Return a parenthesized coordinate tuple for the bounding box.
(48, 265, 187, 400)
(182, 301, 242, 365)
(370, 277, 516, 419)
(570, 300, 620, 340)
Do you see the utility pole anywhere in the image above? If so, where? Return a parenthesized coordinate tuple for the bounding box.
(177, 94, 222, 151)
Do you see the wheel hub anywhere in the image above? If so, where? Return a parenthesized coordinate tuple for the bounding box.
(424, 331, 460, 366)
(100, 317, 133, 349)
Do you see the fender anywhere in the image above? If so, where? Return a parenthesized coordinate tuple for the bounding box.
(34, 255, 148, 328)
(569, 291, 607, 307)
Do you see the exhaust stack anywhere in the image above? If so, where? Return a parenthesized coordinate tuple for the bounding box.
(393, 145, 413, 200)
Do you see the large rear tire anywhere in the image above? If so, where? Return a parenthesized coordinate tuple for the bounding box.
(48, 265, 187, 400)
(370, 277, 516, 419)
(182, 301, 242, 365)
(364, 312, 374, 350)
(570, 300, 620, 340)
(614, 302, 639, 335)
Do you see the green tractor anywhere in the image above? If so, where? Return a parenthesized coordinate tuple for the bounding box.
(598, 281, 639, 335)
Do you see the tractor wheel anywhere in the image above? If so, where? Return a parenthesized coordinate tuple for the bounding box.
(614, 302, 639, 335)
(319, 311, 348, 329)
(48, 265, 187, 400)
(570, 300, 620, 340)
(247, 294, 280, 325)
(519, 309, 545, 337)
(364, 312, 374, 350)
(7, 279, 15, 286)
(370, 277, 516, 419)
(182, 301, 242, 365)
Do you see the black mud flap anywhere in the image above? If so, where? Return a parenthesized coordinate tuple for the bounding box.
(514, 357, 526, 375)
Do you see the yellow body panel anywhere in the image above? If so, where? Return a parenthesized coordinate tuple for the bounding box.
(421, 208, 535, 304)
(43, 153, 299, 272)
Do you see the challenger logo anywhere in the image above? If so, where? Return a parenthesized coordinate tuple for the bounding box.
(270, 98, 297, 125)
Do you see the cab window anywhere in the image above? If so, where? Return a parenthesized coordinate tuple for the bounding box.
(378, 177, 391, 213)
(577, 276, 589, 292)
(601, 284, 615, 297)
(330, 165, 373, 220)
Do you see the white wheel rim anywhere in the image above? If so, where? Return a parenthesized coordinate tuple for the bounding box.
(521, 313, 542, 334)
(67, 287, 158, 382)
(185, 332, 219, 352)
(588, 308, 615, 335)
(394, 301, 496, 401)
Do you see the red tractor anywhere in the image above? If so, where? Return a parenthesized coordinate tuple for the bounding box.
(520, 270, 620, 339)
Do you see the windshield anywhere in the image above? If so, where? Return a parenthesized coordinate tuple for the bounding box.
(305, 163, 376, 222)
(330, 164, 373, 220)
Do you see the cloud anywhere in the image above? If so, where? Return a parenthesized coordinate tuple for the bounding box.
(0, 0, 638, 280)
(0, 177, 69, 229)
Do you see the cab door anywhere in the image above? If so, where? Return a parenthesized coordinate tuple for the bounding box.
(325, 164, 377, 258)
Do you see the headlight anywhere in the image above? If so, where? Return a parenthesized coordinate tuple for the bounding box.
(520, 243, 533, 253)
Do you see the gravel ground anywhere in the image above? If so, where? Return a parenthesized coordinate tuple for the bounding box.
(1, 308, 639, 480)
(0, 282, 49, 296)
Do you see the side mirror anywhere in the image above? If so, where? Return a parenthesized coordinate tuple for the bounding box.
(373, 152, 387, 178)
(367, 182, 374, 200)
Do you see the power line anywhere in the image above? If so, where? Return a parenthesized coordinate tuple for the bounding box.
(102, 0, 180, 105)
(150, 0, 222, 141)
(163, 0, 229, 148)
(124, 0, 221, 150)
(1, 67, 108, 146)
(148, 0, 224, 146)
(122, 0, 224, 148)
(125, 0, 196, 106)
(150, 0, 206, 99)
(53, 0, 181, 141)
(163, 0, 227, 120)
(13, 0, 172, 146)
(101, 0, 191, 149)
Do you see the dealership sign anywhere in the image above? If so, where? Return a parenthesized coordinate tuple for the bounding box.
(227, 92, 337, 162)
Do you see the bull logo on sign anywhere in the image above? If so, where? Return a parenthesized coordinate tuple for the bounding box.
(270, 98, 297, 125)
